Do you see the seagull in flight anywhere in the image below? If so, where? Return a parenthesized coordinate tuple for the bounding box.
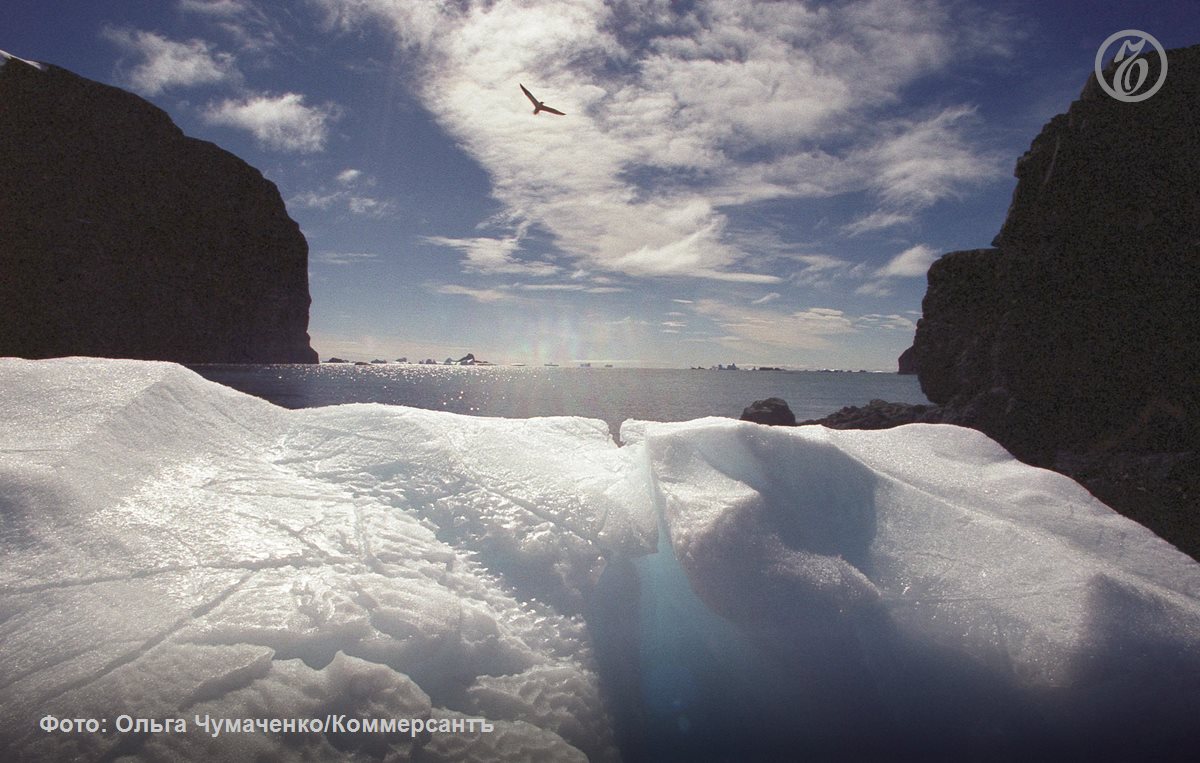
(520, 84, 565, 116)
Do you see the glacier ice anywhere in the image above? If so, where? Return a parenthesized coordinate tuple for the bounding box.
(623, 418, 1200, 758)
(0, 358, 645, 761)
(1, 358, 1198, 760)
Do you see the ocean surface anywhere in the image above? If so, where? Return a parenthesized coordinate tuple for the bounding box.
(190, 364, 929, 435)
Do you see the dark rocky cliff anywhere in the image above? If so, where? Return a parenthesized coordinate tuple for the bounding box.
(0, 54, 317, 363)
(904, 44, 1200, 555)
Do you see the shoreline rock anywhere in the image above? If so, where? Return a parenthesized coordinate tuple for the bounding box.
(741, 397, 797, 426)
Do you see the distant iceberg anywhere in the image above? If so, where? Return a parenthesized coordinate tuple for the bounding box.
(1, 358, 1197, 760)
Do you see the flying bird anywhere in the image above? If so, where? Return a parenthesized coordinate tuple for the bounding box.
(520, 84, 565, 116)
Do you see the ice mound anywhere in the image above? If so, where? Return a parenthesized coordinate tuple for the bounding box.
(3, 358, 1199, 760)
(624, 418, 1200, 758)
(0, 358, 649, 761)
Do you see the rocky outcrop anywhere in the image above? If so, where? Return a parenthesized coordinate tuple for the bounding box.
(741, 398, 796, 426)
(799, 400, 940, 430)
(0, 52, 317, 363)
(903, 43, 1200, 557)
(896, 346, 918, 375)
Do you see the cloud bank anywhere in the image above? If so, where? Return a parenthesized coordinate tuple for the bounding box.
(313, 0, 1004, 284)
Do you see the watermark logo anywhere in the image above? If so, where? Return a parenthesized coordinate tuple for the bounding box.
(1095, 30, 1167, 102)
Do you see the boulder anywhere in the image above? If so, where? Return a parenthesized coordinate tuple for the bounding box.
(0, 52, 317, 363)
(741, 398, 796, 426)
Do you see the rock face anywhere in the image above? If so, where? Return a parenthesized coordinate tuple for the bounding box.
(0, 53, 317, 363)
(896, 346, 918, 375)
(905, 44, 1200, 556)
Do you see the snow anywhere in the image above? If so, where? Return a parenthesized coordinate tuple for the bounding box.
(0, 358, 643, 761)
(0, 48, 45, 71)
(625, 417, 1200, 758)
(2, 358, 1198, 759)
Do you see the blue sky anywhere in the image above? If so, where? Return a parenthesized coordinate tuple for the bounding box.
(5, 1, 1196, 368)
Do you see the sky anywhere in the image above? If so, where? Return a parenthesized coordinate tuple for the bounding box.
(5, 1, 1197, 369)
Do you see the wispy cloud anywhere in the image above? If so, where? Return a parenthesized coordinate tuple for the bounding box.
(177, 0, 251, 16)
(787, 254, 853, 288)
(311, 0, 1007, 283)
(858, 313, 918, 331)
(691, 299, 857, 351)
(204, 92, 339, 152)
(178, 0, 287, 55)
(347, 196, 395, 218)
(432, 284, 516, 303)
(878, 244, 939, 278)
(751, 292, 781, 305)
(103, 27, 238, 95)
(423, 235, 559, 277)
(858, 106, 999, 210)
(856, 243, 940, 296)
(313, 251, 381, 266)
(842, 211, 915, 237)
(292, 171, 395, 217)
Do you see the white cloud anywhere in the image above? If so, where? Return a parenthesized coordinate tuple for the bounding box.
(752, 292, 781, 305)
(103, 27, 238, 95)
(842, 211, 915, 237)
(855, 243, 939, 296)
(857, 106, 1000, 210)
(313, 251, 380, 265)
(177, 0, 250, 16)
(433, 284, 515, 303)
(424, 235, 559, 277)
(855, 282, 893, 297)
(204, 92, 339, 152)
(691, 299, 857, 351)
(291, 175, 396, 218)
(859, 313, 917, 331)
(311, 0, 1007, 283)
(775, 254, 856, 289)
(291, 190, 341, 210)
(514, 283, 585, 292)
(347, 196, 396, 218)
(878, 244, 939, 278)
(178, 0, 284, 55)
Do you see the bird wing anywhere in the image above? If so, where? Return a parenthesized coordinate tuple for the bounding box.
(519, 84, 539, 107)
(540, 104, 566, 116)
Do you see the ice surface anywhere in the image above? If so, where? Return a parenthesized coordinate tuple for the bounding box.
(624, 417, 1200, 757)
(2, 358, 1199, 760)
(0, 358, 645, 760)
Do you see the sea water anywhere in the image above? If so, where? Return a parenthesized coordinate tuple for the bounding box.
(190, 365, 928, 434)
